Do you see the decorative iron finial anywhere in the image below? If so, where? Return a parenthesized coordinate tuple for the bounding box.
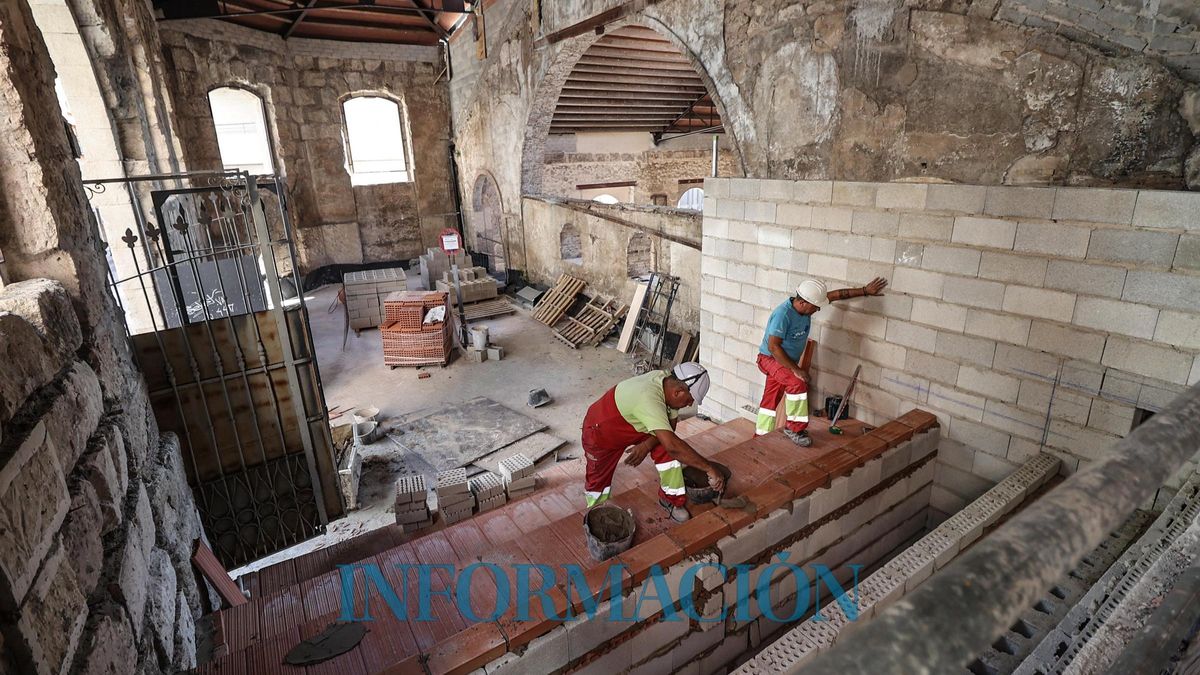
(120, 228, 138, 248)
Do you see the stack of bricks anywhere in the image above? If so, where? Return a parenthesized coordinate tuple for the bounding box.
(434, 266, 499, 304)
(499, 454, 536, 499)
(380, 290, 452, 367)
(418, 247, 469, 290)
(343, 267, 406, 330)
(470, 472, 506, 512)
(435, 468, 476, 525)
(393, 474, 432, 532)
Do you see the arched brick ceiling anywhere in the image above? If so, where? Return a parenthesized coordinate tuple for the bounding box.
(153, 0, 469, 45)
(550, 25, 724, 138)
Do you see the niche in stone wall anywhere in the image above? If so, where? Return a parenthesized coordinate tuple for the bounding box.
(627, 232, 652, 278)
(560, 222, 582, 265)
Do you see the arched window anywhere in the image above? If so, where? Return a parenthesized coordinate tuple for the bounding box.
(207, 87, 274, 174)
(627, 232, 652, 278)
(677, 187, 704, 211)
(560, 223, 582, 265)
(341, 96, 410, 185)
(592, 194, 619, 205)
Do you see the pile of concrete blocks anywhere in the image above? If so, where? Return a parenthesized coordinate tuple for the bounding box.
(470, 473, 507, 513)
(435, 468, 476, 525)
(499, 454, 537, 499)
(343, 267, 406, 330)
(394, 474, 432, 532)
(418, 248, 469, 290)
(434, 266, 498, 305)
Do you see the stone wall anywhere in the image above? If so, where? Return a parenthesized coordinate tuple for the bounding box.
(0, 2, 205, 672)
(521, 196, 703, 331)
(544, 146, 739, 206)
(450, 0, 1197, 308)
(698, 178, 1200, 519)
(158, 19, 456, 273)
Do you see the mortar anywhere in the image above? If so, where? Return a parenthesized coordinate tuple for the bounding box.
(683, 462, 732, 504)
(584, 503, 636, 561)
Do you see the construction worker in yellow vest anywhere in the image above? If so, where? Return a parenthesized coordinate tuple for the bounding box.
(755, 276, 888, 445)
(581, 363, 723, 523)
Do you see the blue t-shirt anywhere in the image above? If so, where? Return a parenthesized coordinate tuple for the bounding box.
(759, 300, 811, 361)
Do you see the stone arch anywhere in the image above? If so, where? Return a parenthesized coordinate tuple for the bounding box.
(519, 17, 745, 197)
(472, 172, 506, 273)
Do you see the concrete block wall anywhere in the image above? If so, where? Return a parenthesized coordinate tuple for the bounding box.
(481, 423, 940, 675)
(0, 280, 207, 674)
(698, 178, 1200, 516)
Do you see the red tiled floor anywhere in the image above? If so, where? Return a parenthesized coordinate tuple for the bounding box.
(300, 618, 368, 675)
(442, 521, 492, 561)
(423, 621, 508, 675)
(617, 533, 684, 585)
(870, 420, 915, 447)
(896, 408, 938, 433)
(508, 498, 553, 533)
(533, 490, 578, 522)
(472, 508, 525, 547)
(743, 478, 794, 516)
(664, 511, 730, 556)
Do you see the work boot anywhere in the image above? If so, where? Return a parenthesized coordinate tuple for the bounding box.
(782, 429, 812, 447)
(658, 498, 691, 522)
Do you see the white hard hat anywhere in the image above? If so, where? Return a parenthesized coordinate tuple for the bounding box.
(672, 362, 710, 406)
(796, 278, 829, 307)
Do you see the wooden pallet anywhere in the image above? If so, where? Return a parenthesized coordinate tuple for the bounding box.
(463, 297, 516, 321)
(532, 274, 586, 326)
(552, 295, 628, 348)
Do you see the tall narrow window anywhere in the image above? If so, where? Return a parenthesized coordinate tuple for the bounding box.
(342, 96, 410, 185)
(207, 87, 274, 175)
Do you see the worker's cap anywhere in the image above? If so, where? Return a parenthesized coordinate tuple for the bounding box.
(672, 362, 710, 406)
(795, 278, 829, 307)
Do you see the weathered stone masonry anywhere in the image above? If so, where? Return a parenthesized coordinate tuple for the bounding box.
(0, 1, 206, 673)
(158, 19, 456, 273)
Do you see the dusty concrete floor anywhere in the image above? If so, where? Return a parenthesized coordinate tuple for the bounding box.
(234, 281, 635, 576)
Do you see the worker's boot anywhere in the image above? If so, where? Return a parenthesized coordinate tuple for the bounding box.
(658, 498, 691, 522)
(782, 429, 812, 447)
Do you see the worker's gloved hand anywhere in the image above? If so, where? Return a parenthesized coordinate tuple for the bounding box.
(706, 466, 725, 493)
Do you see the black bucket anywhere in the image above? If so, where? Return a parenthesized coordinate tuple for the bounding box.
(825, 395, 844, 420)
(683, 462, 732, 504)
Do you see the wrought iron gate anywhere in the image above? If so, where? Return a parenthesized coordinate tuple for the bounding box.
(89, 170, 342, 567)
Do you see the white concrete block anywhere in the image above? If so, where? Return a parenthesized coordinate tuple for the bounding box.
(1073, 296, 1159, 339)
(827, 233, 874, 260)
(925, 184, 987, 214)
(983, 186, 1055, 219)
(757, 225, 792, 248)
(1087, 228, 1180, 267)
(952, 216, 1017, 249)
(934, 331, 996, 367)
(977, 251, 1048, 285)
(1001, 285, 1076, 321)
(898, 212, 954, 241)
(832, 182, 877, 207)
(744, 200, 778, 224)
(777, 202, 813, 227)
(886, 319, 938, 352)
(1153, 310, 1200, 350)
(956, 365, 1020, 402)
(851, 210, 900, 236)
(810, 206, 852, 231)
(941, 277, 1005, 311)
(891, 267, 945, 298)
(875, 183, 928, 210)
(1122, 270, 1200, 312)
(1014, 222, 1091, 258)
(920, 244, 981, 276)
(1131, 190, 1200, 231)
(1052, 187, 1137, 224)
(1102, 336, 1194, 385)
(1043, 260, 1127, 299)
(963, 309, 1030, 346)
(911, 298, 968, 332)
(794, 181, 834, 205)
(1026, 320, 1106, 362)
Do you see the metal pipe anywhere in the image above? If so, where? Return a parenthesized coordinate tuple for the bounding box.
(653, 125, 723, 145)
(801, 383, 1200, 675)
(711, 133, 719, 177)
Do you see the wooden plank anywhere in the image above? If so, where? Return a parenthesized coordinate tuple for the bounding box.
(671, 331, 694, 366)
(193, 540, 247, 608)
(617, 282, 649, 353)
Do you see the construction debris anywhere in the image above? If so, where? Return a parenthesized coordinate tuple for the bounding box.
(435, 266, 498, 304)
(418, 247, 469, 289)
(527, 388, 552, 408)
(486, 346, 505, 361)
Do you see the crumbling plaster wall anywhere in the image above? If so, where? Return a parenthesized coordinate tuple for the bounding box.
(450, 0, 1197, 290)
(0, 1, 207, 673)
(158, 19, 456, 273)
(522, 197, 703, 330)
(544, 146, 740, 205)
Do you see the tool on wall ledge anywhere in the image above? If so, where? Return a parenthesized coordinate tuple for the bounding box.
(829, 364, 861, 435)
